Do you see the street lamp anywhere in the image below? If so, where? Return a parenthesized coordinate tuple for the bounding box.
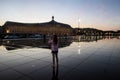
(78, 18, 80, 44)
(78, 19, 80, 29)
(78, 18, 81, 54)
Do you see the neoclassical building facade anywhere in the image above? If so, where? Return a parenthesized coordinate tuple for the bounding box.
(3, 16, 73, 35)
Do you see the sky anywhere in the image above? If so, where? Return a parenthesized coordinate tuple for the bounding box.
(0, 0, 120, 31)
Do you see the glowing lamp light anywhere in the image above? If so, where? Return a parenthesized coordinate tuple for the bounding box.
(78, 18, 80, 22)
(6, 29, 10, 33)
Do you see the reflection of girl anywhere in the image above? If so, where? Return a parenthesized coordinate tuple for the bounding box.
(48, 35, 59, 80)
(52, 64, 59, 80)
(48, 35, 59, 67)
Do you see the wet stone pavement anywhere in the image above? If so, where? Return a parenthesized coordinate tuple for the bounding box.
(0, 38, 120, 80)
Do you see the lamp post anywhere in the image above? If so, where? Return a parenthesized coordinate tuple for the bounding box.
(78, 18, 81, 54)
(78, 19, 80, 29)
(78, 19, 80, 41)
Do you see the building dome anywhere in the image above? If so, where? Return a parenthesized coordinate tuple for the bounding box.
(3, 17, 73, 35)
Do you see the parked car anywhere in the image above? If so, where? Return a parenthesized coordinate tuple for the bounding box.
(4, 35, 19, 39)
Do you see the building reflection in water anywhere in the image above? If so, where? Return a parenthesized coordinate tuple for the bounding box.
(0, 37, 72, 50)
(0, 35, 119, 51)
(0, 35, 120, 80)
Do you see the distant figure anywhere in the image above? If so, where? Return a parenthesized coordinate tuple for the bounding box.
(48, 35, 59, 80)
(43, 34, 46, 43)
(48, 35, 59, 67)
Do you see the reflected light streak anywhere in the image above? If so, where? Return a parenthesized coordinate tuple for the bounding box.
(78, 35, 81, 54)
(78, 48, 81, 54)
